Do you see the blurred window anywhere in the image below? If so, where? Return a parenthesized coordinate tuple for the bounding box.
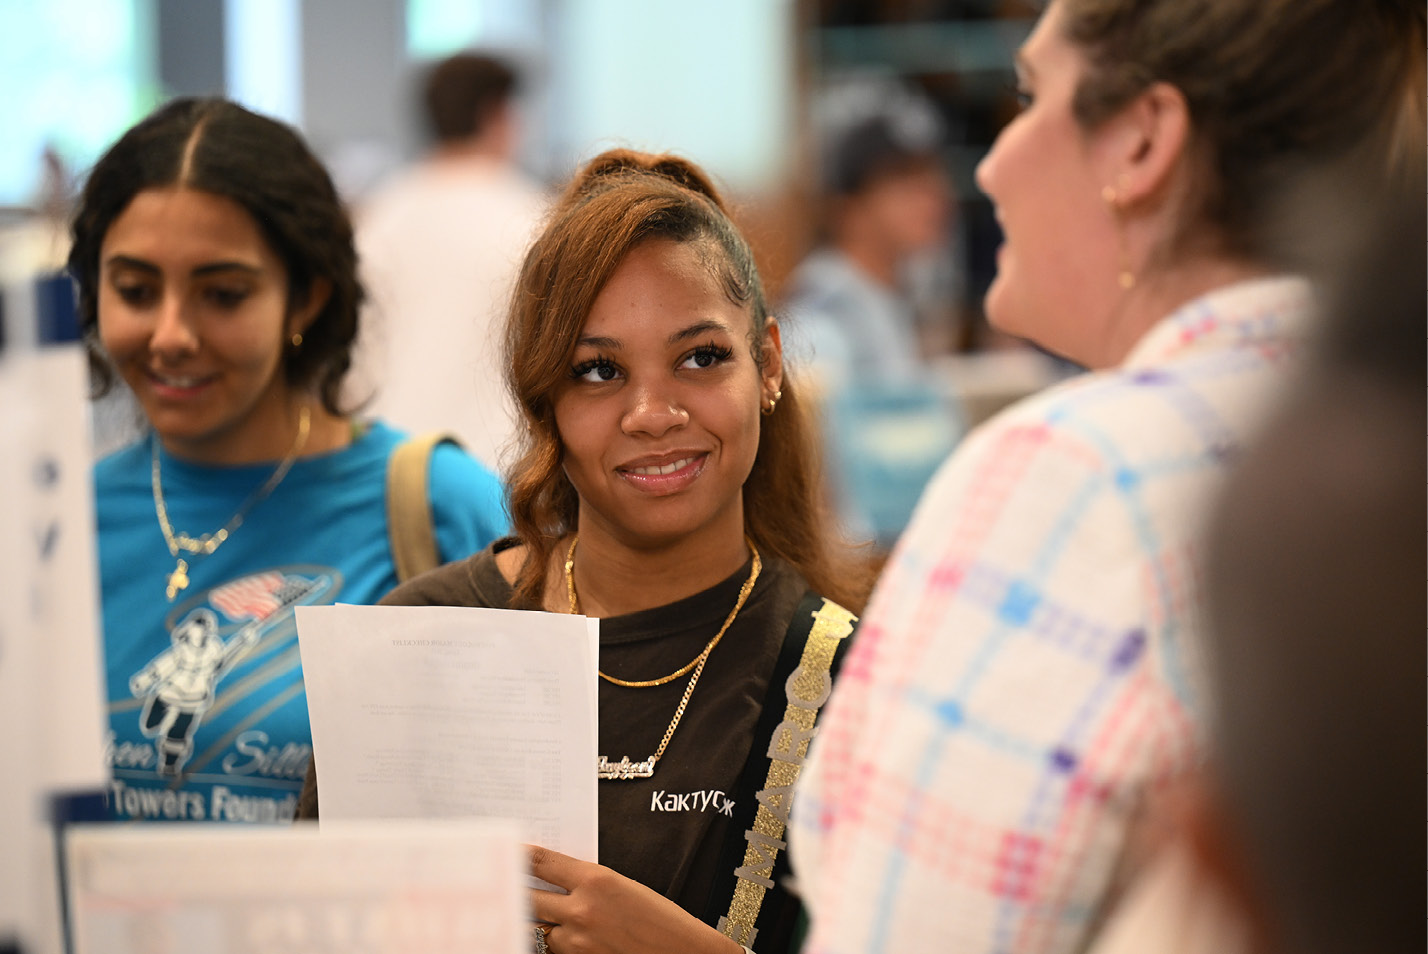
(407, 0, 486, 58)
(551, 0, 794, 192)
(0, 0, 156, 208)
(225, 0, 301, 125)
(407, 0, 542, 59)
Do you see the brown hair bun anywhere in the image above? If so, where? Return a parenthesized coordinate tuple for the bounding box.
(557, 148, 728, 216)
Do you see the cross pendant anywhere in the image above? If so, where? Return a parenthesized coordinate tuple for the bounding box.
(167, 559, 190, 601)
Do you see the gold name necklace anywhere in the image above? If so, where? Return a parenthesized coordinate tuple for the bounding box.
(565, 535, 761, 780)
(152, 405, 311, 601)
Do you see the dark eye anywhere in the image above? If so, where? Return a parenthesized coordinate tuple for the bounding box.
(571, 358, 621, 383)
(204, 286, 250, 309)
(680, 343, 734, 370)
(114, 283, 156, 307)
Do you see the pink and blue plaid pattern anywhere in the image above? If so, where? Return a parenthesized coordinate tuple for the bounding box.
(791, 278, 1311, 954)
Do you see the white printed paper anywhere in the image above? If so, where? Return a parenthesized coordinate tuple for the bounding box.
(66, 819, 527, 954)
(296, 604, 598, 862)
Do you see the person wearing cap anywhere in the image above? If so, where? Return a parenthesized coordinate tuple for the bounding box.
(783, 85, 955, 387)
(781, 81, 960, 544)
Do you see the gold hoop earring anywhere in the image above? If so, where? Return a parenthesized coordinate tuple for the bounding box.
(762, 389, 782, 416)
(1102, 181, 1135, 290)
(290, 332, 304, 349)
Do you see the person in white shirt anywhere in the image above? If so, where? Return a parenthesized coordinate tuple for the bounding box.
(351, 53, 548, 471)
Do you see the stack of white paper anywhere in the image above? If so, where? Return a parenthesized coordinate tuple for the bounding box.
(66, 819, 527, 954)
(296, 604, 599, 862)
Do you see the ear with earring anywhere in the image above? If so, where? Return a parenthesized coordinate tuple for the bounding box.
(1101, 174, 1136, 290)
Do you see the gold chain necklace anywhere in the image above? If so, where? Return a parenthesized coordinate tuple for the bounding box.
(565, 535, 762, 780)
(152, 405, 312, 601)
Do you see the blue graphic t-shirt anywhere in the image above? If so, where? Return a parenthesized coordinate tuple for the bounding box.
(96, 420, 507, 823)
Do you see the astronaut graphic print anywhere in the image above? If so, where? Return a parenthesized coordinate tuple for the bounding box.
(106, 567, 337, 823)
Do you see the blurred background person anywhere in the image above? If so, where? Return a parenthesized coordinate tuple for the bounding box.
(350, 52, 548, 471)
(790, 2, 1425, 953)
(784, 76, 956, 388)
(1192, 190, 1424, 954)
(783, 77, 965, 546)
(71, 97, 507, 824)
(1086, 162, 1427, 954)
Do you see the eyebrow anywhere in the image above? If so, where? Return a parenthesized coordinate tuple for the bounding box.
(575, 319, 734, 352)
(575, 334, 621, 351)
(669, 319, 731, 344)
(103, 255, 262, 278)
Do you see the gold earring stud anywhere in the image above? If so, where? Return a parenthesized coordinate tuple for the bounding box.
(290, 332, 304, 348)
(762, 389, 782, 416)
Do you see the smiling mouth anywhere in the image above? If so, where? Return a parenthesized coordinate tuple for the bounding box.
(616, 453, 708, 494)
(145, 368, 217, 395)
(625, 456, 698, 476)
(151, 373, 208, 387)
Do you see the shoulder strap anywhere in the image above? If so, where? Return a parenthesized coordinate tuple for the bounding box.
(712, 591, 858, 952)
(387, 431, 461, 583)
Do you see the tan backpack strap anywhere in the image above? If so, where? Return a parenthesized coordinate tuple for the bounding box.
(387, 432, 459, 582)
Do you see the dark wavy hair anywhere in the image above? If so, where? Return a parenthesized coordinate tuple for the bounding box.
(68, 96, 363, 415)
(503, 148, 871, 612)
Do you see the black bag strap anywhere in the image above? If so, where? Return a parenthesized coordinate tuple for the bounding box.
(709, 591, 858, 952)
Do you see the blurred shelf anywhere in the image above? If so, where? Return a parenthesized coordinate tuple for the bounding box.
(813, 19, 1032, 75)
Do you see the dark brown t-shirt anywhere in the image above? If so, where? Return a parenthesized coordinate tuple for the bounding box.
(306, 538, 811, 924)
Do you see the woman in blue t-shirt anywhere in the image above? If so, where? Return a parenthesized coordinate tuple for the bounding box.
(68, 97, 508, 823)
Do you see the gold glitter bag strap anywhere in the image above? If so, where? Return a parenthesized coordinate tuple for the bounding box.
(386, 432, 459, 582)
(715, 594, 858, 951)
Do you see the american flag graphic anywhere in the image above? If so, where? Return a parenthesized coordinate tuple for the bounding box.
(210, 571, 292, 621)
